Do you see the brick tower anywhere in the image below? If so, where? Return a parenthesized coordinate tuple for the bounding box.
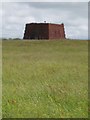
(23, 23, 66, 39)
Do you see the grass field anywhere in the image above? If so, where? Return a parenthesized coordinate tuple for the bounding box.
(0, 40, 2, 119)
(2, 39, 88, 118)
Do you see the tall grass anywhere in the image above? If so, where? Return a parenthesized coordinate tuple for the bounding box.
(2, 40, 88, 118)
(0, 40, 2, 119)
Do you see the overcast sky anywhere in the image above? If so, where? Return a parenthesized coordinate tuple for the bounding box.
(1, 2, 88, 39)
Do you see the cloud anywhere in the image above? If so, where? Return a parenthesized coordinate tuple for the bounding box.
(1, 2, 88, 39)
(88, 2, 90, 39)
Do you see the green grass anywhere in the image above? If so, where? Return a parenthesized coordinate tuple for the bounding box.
(2, 39, 88, 118)
(0, 40, 2, 119)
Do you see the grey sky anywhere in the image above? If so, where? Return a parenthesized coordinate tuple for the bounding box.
(1, 2, 88, 39)
(1, 0, 89, 2)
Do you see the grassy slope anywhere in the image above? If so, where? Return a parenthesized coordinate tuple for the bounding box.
(0, 40, 2, 119)
(2, 40, 88, 118)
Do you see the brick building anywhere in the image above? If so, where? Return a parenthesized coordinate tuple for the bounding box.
(23, 23, 66, 39)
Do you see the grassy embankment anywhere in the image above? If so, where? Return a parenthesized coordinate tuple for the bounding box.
(0, 40, 2, 119)
(2, 39, 88, 118)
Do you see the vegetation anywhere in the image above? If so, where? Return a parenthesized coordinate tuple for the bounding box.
(0, 40, 2, 119)
(2, 39, 88, 118)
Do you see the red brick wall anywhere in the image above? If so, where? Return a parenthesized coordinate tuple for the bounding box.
(49, 23, 65, 39)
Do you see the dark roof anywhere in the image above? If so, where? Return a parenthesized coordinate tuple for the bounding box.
(26, 23, 64, 26)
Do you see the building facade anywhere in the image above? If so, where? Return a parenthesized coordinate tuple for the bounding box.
(23, 23, 66, 39)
